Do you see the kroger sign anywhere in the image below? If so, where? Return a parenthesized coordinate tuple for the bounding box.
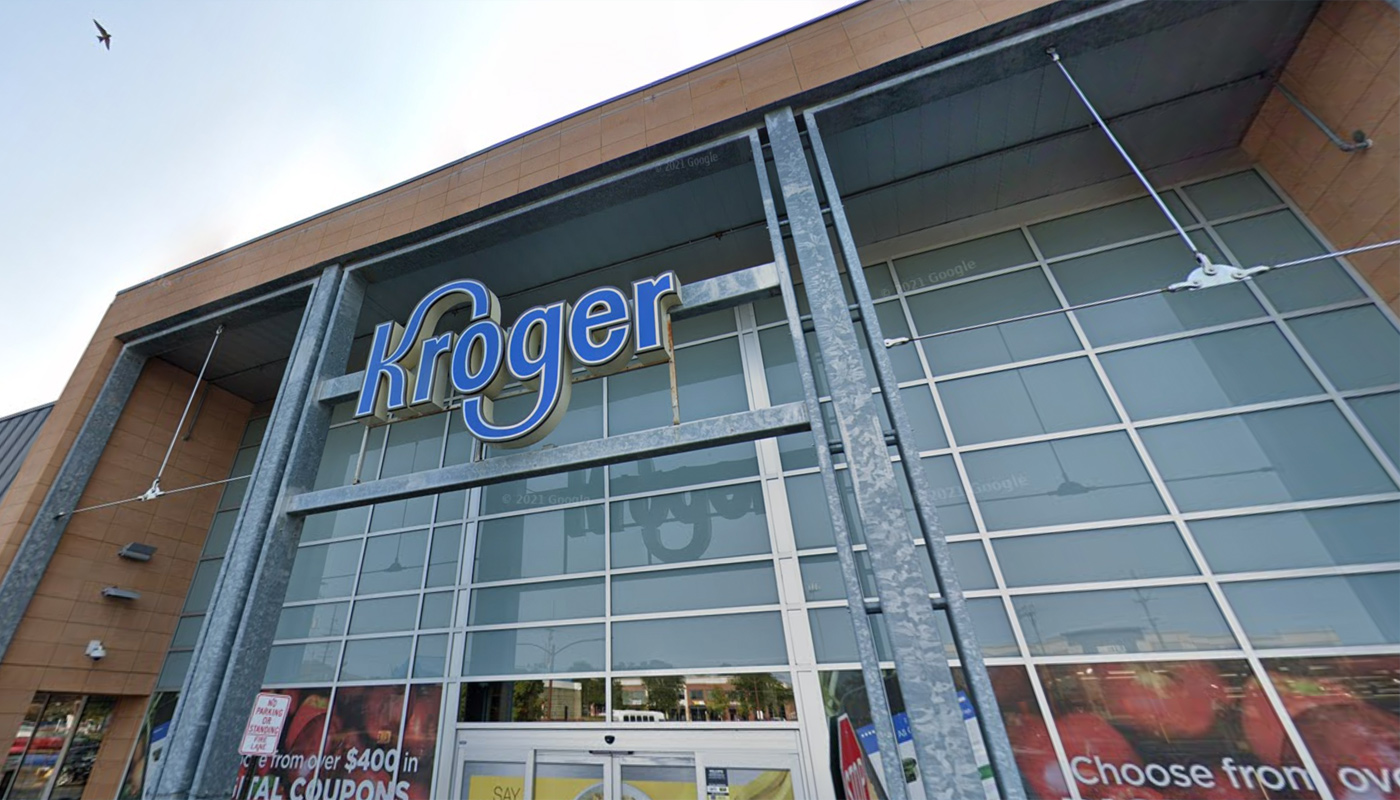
(355, 273, 682, 448)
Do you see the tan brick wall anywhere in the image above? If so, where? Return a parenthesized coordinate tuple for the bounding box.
(1242, 0, 1400, 312)
(0, 358, 250, 796)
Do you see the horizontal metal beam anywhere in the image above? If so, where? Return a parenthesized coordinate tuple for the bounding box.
(317, 262, 782, 404)
(287, 401, 809, 515)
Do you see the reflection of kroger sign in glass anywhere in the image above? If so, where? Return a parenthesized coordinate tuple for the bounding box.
(355, 273, 681, 448)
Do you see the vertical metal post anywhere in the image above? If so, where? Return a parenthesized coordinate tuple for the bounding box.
(748, 131, 909, 800)
(149, 265, 349, 800)
(805, 110, 1027, 800)
(189, 268, 365, 799)
(765, 108, 982, 800)
(0, 346, 146, 660)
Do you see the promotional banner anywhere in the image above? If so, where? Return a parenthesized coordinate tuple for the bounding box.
(230, 684, 441, 800)
(1029, 658, 1397, 800)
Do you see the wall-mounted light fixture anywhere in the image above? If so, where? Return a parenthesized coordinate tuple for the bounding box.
(101, 586, 140, 601)
(117, 543, 156, 562)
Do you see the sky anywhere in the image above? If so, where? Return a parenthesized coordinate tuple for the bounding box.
(0, 0, 851, 418)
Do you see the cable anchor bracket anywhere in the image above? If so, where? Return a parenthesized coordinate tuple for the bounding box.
(1169, 252, 1270, 292)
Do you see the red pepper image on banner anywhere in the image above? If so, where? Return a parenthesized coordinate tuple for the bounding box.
(400, 685, 442, 800)
(1096, 661, 1227, 740)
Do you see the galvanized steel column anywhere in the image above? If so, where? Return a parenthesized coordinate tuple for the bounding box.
(0, 346, 146, 661)
(804, 110, 1027, 800)
(149, 265, 350, 800)
(749, 131, 909, 800)
(764, 108, 983, 800)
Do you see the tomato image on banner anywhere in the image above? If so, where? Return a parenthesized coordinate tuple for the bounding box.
(1041, 661, 1321, 800)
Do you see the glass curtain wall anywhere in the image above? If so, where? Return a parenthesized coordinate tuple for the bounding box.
(793, 168, 1399, 800)
(134, 167, 1397, 800)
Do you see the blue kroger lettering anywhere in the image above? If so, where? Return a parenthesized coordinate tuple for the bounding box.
(355, 272, 681, 449)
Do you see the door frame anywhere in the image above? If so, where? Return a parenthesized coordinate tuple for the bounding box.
(452, 728, 806, 800)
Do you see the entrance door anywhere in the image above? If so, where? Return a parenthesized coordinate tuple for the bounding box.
(454, 730, 804, 800)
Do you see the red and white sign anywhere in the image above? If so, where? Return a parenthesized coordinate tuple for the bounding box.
(239, 692, 292, 757)
(838, 714, 876, 800)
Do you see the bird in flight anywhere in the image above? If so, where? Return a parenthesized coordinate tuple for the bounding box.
(93, 19, 111, 50)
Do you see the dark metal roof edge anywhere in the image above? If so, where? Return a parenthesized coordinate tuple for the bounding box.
(115, 0, 870, 298)
(0, 402, 55, 427)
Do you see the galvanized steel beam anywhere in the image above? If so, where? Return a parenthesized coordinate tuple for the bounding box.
(316, 261, 782, 404)
(765, 107, 982, 800)
(748, 131, 909, 800)
(805, 110, 1027, 800)
(149, 265, 348, 800)
(287, 402, 810, 517)
(0, 346, 146, 662)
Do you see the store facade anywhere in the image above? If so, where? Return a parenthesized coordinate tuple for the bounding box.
(0, 2, 1396, 800)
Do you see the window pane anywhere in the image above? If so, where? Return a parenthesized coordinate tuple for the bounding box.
(314, 425, 383, 490)
(358, 529, 428, 595)
(800, 554, 874, 602)
(758, 327, 803, 406)
(468, 578, 604, 625)
(475, 506, 605, 582)
(864, 263, 896, 299)
(906, 269, 1081, 375)
(300, 507, 370, 543)
(1100, 325, 1320, 419)
(787, 473, 835, 549)
(349, 595, 420, 634)
(1182, 171, 1280, 219)
(1352, 392, 1400, 465)
(612, 612, 786, 670)
(264, 642, 341, 684)
(481, 467, 604, 515)
(1053, 236, 1261, 346)
(963, 432, 1165, 530)
(426, 525, 461, 587)
(340, 637, 411, 681)
(182, 560, 223, 614)
(612, 561, 778, 615)
(1029, 193, 1196, 258)
(893, 230, 1035, 290)
(229, 446, 260, 478)
(203, 509, 239, 558)
(934, 598, 1019, 657)
(897, 385, 948, 451)
(460, 679, 606, 722)
(672, 307, 736, 344)
(464, 624, 604, 675)
(923, 455, 977, 534)
(242, 416, 270, 447)
(172, 615, 203, 648)
(1190, 503, 1400, 573)
(1225, 572, 1400, 648)
(809, 606, 890, 663)
(609, 338, 747, 435)
(1013, 585, 1235, 655)
(413, 634, 448, 678)
(1215, 210, 1363, 311)
(367, 496, 433, 532)
(158, 651, 192, 690)
(419, 592, 453, 629)
(609, 442, 759, 496)
(994, 524, 1197, 587)
(275, 602, 349, 640)
(610, 482, 769, 568)
(862, 303, 922, 383)
(286, 539, 360, 603)
(949, 541, 996, 591)
(1139, 403, 1396, 512)
(940, 358, 1116, 445)
(1288, 306, 1400, 391)
(377, 415, 443, 478)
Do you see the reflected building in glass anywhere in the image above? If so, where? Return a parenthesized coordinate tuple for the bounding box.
(0, 2, 1397, 799)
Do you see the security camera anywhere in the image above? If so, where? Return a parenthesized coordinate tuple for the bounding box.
(85, 640, 106, 661)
